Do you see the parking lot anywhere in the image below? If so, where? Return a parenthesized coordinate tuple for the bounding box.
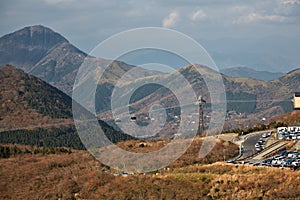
(239, 132, 266, 159)
(254, 131, 274, 153)
(261, 150, 300, 169)
(278, 126, 300, 140)
(228, 126, 300, 170)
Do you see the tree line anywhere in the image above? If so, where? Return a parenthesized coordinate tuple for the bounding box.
(0, 145, 72, 158)
(0, 125, 135, 150)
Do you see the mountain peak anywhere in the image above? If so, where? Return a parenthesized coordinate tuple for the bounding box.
(0, 25, 69, 72)
(23, 25, 54, 32)
(3, 25, 68, 45)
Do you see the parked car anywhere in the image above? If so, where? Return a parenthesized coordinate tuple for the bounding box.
(271, 159, 279, 166)
(281, 158, 295, 167)
(274, 155, 285, 160)
(258, 139, 265, 144)
(279, 134, 286, 140)
(262, 158, 273, 164)
(278, 150, 287, 157)
(292, 135, 297, 140)
(288, 152, 298, 158)
(256, 147, 262, 152)
(267, 131, 273, 136)
(226, 160, 238, 164)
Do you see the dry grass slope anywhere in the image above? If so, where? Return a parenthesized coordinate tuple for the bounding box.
(272, 110, 300, 125)
(0, 140, 299, 200)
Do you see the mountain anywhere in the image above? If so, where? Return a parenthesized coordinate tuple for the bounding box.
(1, 25, 299, 136)
(203, 36, 300, 73)
(0, 25, 162, 95)
(0, 25, 68, 72)
(0, 25, 88, 94)
(0, 65, 73, 130)
(0, 65, 134, 148)
(96, 64, 299, 135)
(221, 67, 284, 81)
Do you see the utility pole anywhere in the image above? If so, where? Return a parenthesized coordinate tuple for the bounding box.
(198, 95, 206, 135)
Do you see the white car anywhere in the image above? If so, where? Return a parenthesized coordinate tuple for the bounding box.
(292, 161, 300, 167)
(288, 153, 297, 158)
(277, 160, 284, 165)
(271, 160, 278, 165)
(262, 133, 267, 138)
(256, 147, 262, 152)
(267, 131, 273, 136)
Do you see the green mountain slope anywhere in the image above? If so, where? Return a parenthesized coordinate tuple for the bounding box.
(0, 65, 73, 129)
(0, 65, 134, 149)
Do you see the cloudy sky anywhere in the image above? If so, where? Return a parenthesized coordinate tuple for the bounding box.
(1, 0, 300, 72)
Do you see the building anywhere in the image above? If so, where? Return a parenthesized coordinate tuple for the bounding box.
(288, 125, 300, 133)
(277, 127, 287, 133)
(277, 126, 300, 133)
(294, 92, 300, 110)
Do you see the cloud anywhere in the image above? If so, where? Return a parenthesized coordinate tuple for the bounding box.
(190, 9, 207, 21)
(230, 5, 251, 13)
(234, 13, 288, 24)
(44, 0, 76, 5)
(1, 0, 300, 55)
(281, 0, 300, 5)
(162, 11, 180, 28)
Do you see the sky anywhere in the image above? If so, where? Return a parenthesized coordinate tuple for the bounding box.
(1, 0, 300, 72)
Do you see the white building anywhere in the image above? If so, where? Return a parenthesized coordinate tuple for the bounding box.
(294, 92, 300, 110)
(288, 125, 300, 133)
(277, 127, 287, 133)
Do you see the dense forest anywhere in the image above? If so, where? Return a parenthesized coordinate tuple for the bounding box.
(0, 144, 72, 158)
(0, 124, 135, 150)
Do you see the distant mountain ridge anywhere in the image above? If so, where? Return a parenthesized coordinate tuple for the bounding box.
(221, 66, 284, 81)
(1, 25, 300, 135)
(96, 63, 299, 136)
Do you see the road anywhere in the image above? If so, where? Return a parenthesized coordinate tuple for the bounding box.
(240, 131, 267, 159)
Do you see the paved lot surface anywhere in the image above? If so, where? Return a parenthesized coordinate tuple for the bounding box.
(252, 142, 288, 160)
(240, 132, 266, 158)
